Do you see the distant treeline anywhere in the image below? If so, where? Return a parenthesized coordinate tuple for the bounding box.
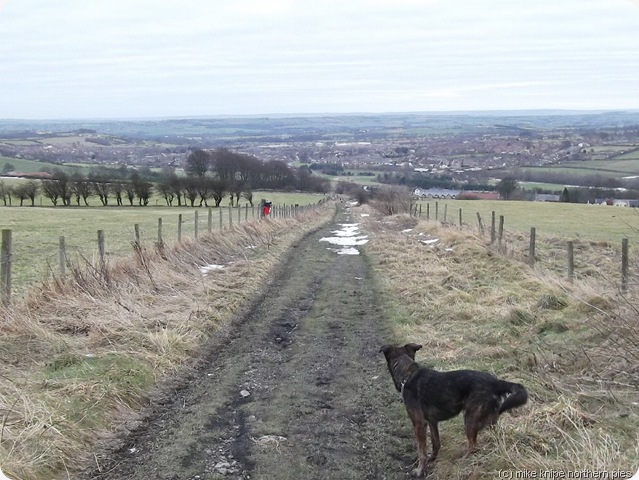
(0, 148, 331, 207)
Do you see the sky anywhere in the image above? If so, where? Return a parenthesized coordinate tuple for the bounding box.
(0, 0, 638, 119)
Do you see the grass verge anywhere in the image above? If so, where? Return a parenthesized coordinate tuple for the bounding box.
(0, 203, 335, 480)
(358, 204, 639, 479)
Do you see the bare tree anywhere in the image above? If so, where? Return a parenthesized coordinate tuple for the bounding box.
(70, 174, 92, 206)
(370, 185, 414, 216)
(13, 180, 39, 206)
(185, 149, 211, 178)
(209, 178, 228, 207)
(111, 182, 125, 206)
(183, 178, 199, 207)
(0, 181, 11, 206)
(496, 177, 519, 200)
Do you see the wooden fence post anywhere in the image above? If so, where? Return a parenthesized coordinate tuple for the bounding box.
(498, 215, 504, 248)
(59, 236, 66, 279)
(476, 213, 484, 235)
(528, 227, 536, 266)
(158, 218, 163, 245)
(490, 211, 496, 244)
(419, 204, 422, 217)
(97, 230, 106, 266)
(1, 229, 12, 306)
(228, 205, 233, 227)
(622, 238, 629, 292)
(237, 204, 241, 224)
(194, 210, 199, 239)
(178, 214, 183, 241)
(567, 241, 574, 283)
(458, 208, 463, 229)
(134, 224, 140, 245)
(435, 202, 439, 222)
(208, 208, 213, 234)
(426, 203, 430, 221)
(443, 204, 447, 223)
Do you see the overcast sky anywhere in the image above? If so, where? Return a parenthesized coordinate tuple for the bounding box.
(1, 0, 638, 119)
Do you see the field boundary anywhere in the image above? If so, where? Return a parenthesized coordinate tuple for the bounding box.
(414, 201, 635, 291)
(0, 201, 325, 305)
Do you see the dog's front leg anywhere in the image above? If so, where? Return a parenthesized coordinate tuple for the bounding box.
(408, 411, 429, 477)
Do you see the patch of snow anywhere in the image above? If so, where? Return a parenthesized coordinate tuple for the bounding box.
(320, 222, 369, 255)
(320, 236, 369, 246)
(335, 247, 360, 255)
(200, 264, 225, 275)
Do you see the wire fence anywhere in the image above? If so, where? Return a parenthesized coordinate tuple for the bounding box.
(412, 201, 634, 292)
(1, 202, 318, 305)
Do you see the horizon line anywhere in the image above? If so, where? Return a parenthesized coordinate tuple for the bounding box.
(2, 108, 639, 123)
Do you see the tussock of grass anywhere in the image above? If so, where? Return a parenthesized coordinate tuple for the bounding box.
(358, 205, 639, 478)
(0, 205, 333, 480)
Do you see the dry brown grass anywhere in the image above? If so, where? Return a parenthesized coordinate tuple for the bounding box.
(0, 205, 334, 480)
(359, 205, 639, 479)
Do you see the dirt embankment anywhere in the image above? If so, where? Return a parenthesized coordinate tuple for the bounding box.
(85, 205, 413, 480)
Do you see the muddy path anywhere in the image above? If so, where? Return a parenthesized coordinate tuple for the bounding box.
(86, 206, 414, 480)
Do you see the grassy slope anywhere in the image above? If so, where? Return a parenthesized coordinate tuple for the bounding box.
(0, 205, 335, 480)
(360, 206, 639, 478)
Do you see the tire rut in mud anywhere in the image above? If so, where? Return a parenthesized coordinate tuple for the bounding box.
(86, 206, 412, 480)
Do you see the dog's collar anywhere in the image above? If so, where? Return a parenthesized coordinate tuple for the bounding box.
(399, 380, 407, 402)
(399, 372, 417, 403)
(392, 360, 418, 391)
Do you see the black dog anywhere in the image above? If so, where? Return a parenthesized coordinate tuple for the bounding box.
(380, 343, 528, 477)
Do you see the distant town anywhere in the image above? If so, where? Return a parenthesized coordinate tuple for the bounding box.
(1, 111, 639, 206)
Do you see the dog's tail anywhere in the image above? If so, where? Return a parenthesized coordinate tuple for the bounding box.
(496, 381, 528, 414)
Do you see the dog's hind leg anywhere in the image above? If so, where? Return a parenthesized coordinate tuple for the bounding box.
(407, 409, 429, 477)
(427, 421, 441, 462)
(464, 394, 501, 455)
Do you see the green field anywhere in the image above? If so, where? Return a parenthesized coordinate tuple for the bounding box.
(417, 199, 639, 244)
(518, 181, 566, 191)
(518, 157, 639, 179)
(0, 191, 326, 296)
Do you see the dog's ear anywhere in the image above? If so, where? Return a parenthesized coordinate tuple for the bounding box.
(379, 345, 392, 355)
(404, 343, 422, 356)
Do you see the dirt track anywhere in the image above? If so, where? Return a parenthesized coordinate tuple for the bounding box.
(86, 206, 414, 480)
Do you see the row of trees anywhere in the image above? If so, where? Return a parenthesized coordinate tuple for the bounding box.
(0, 149, 331, 207)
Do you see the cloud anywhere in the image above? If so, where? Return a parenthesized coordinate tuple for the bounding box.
(1, 0, 638, 118)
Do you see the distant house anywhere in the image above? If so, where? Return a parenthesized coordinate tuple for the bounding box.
(22, 171, 53, 179)
(613, 199, 639, 207)
(593, 198, 639, 207)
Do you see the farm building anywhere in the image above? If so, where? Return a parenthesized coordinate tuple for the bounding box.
(413, 188, 461, 198)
